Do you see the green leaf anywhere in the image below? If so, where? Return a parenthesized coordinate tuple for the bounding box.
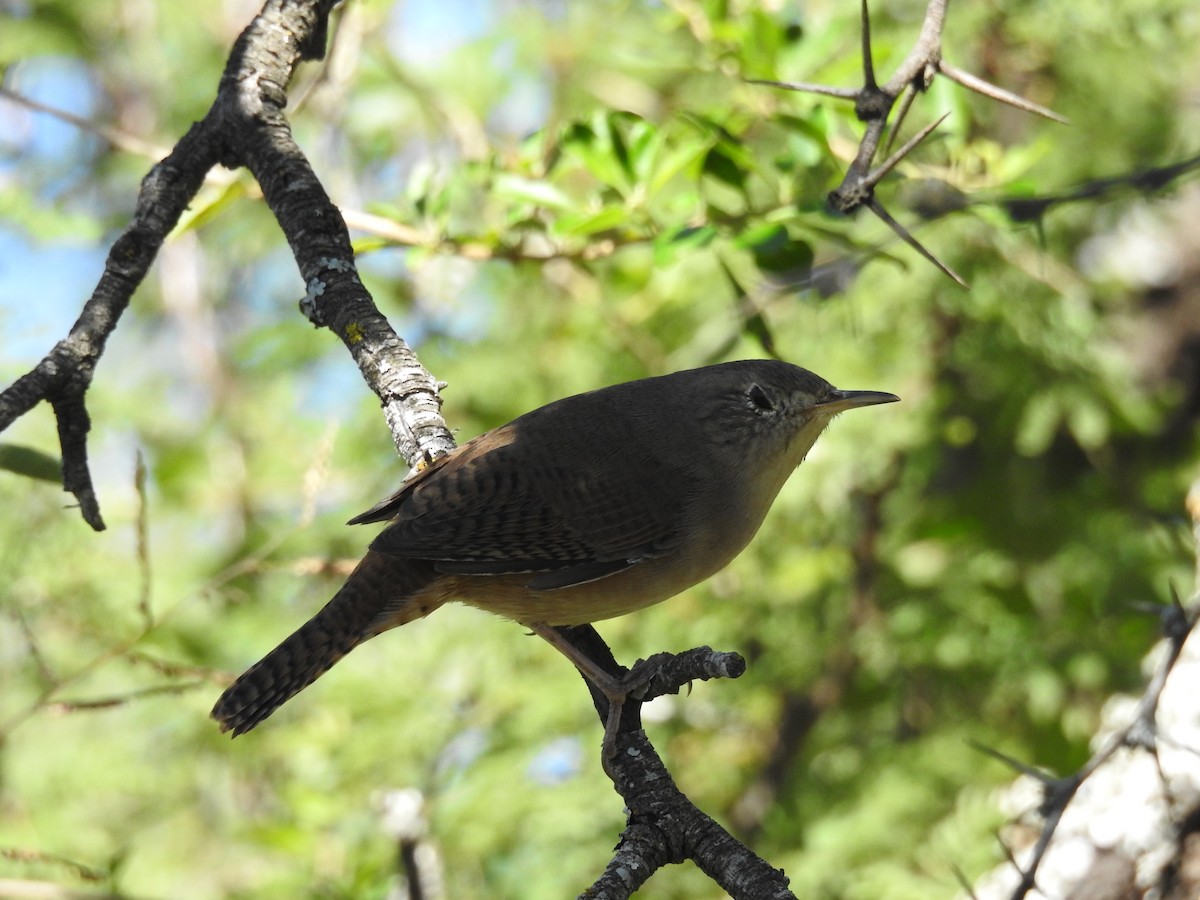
(491, 174, 572, 211)
(737, 223, 814, 275)
(717, 256, 778, 357)
(703, 145, 749, 190)
(557, 113, 650, 194)
(554, 204, 630, 237)
(173, 178, 249, 235)
(647, 139, 714, 197)
(603, 111, 634, 183)
(652, 224, 718, 265)
(623, 117, 662, 183)
(0, 443, 62, 483)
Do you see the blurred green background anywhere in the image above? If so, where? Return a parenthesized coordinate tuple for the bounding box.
(3, 0, 1200, 897)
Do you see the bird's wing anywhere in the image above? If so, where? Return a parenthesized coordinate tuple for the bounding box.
(346, 449, 461, 526)
(358, 423, 694, 590)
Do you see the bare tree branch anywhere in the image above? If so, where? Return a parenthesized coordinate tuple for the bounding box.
(0, 0, 454, 529)
(0, 121, 222, 528)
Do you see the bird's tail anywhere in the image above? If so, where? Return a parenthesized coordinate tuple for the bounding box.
(211, 551, 440, 736)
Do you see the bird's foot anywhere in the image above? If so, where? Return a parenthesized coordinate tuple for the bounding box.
(596, 659, 663, 777)
(527, 622, 661, 778)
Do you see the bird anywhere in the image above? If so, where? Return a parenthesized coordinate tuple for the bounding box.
(211, 359, 898, 737)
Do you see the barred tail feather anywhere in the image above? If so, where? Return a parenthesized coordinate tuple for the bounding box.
(211, 552, 438, 736)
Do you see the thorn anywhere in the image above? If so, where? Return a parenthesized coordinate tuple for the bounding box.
(867, 197, 968, 288)
(1124, 715, 1157, 752)
(744, 78, 860, 100)
(1127, 599, 1164, 616)
(967, 739, 1055, 782)
(1164, 602, 1193, 644)
(1038, 773, 1083, 818)
(864, 111, 951, 190)
(860, 0, 877, 89)
(994, 832, 1040, 899)
(949, 864, 981, 900)
(1167, 580, 1184, 612)
(938, 60, 1069, 125)
(996, 832, 1021, 869)
(883, 86, 919, 157)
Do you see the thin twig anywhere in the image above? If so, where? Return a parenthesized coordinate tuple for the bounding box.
(0, 85, 170, 158)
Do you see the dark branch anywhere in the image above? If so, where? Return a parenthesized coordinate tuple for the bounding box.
(0, 122, 222, 529)
(0, 0, 455, 529)
(558, 627, 795, 900)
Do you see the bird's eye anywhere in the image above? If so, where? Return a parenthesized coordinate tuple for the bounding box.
(746, 383, 776, 414)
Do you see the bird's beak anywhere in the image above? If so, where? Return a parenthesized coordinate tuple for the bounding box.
(819, 389, 900, 413)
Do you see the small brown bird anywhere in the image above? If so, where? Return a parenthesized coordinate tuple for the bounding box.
(211, 360, 897, 736)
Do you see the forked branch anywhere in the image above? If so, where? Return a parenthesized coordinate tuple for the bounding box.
(559, 626, 796, 900)
(750, 0, 1066, 287)
(0, 0, 453, 529)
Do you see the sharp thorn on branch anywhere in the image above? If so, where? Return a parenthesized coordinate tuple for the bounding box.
(744, 78, 860, 100)
(860, 0, 877, 89)
(865, 111, 951, 190)
(966, 739, 1055, 782)
(1158, 583, 1195, 643)
(883, 86, 919, 158)
(867, 197, 968, 288)
(938, 60, 1069, 125)
(1167, 580, 1182, 607)
(950, 864, 983, 900)
(996, 833, 1022, 870)
(1123, 715, 1157, 752)
(1038, 774, 1083, 818)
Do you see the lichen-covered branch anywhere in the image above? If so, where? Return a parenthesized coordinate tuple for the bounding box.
(0, 0, 453, 529)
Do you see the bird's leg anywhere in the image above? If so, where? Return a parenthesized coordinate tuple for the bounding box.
(527, 623, 652, 773)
